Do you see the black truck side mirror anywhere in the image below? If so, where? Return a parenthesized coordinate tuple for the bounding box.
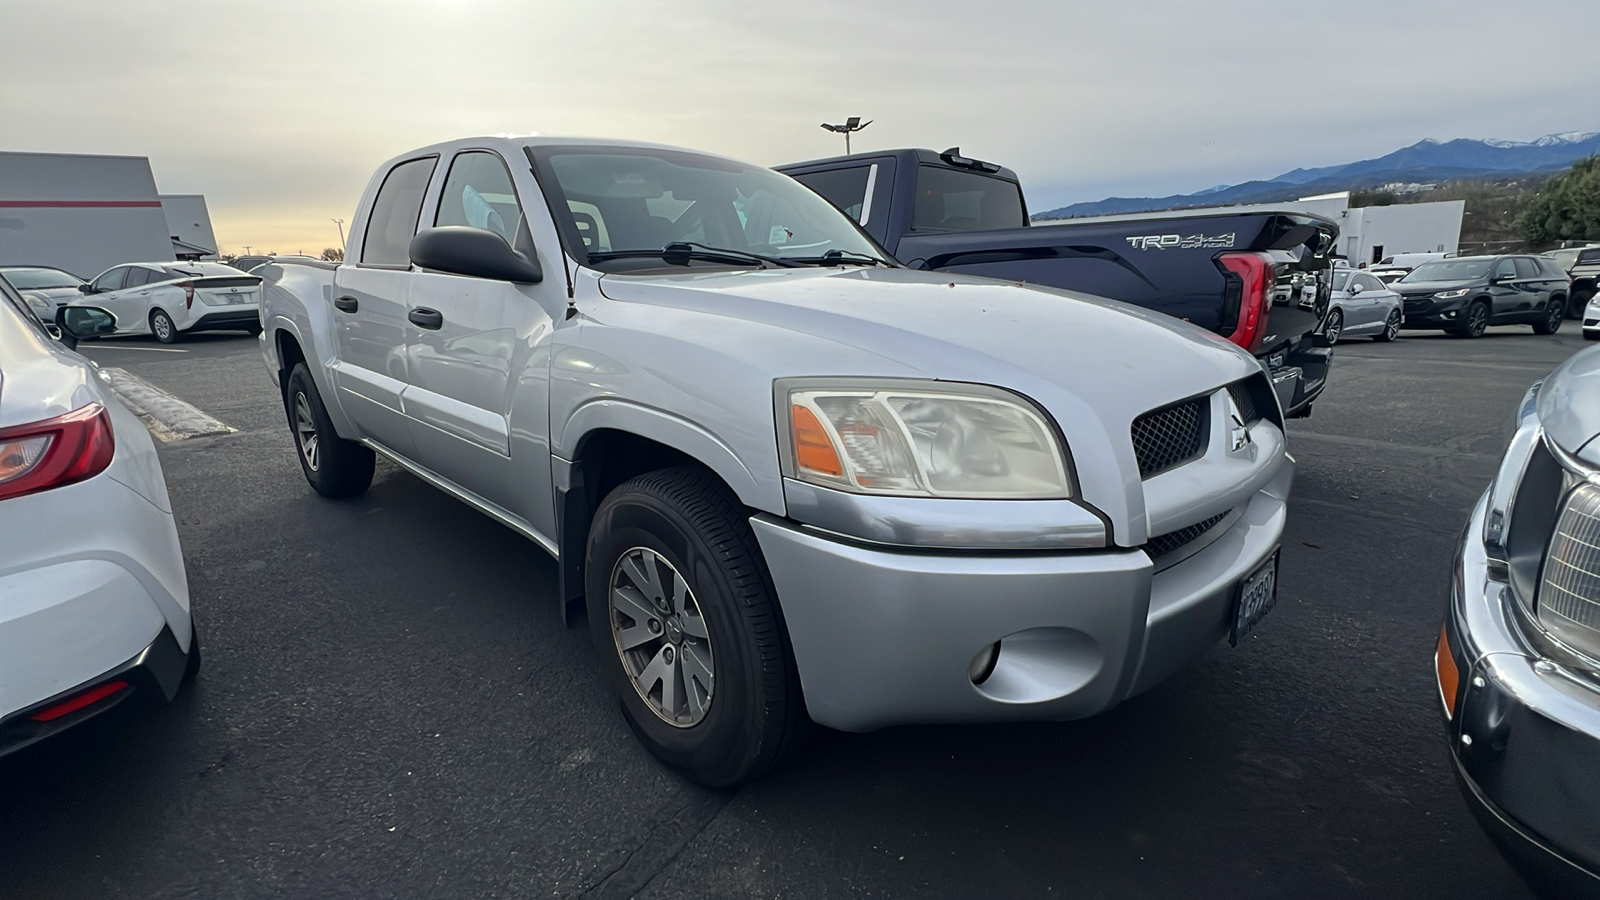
(410, 226, 543, 284)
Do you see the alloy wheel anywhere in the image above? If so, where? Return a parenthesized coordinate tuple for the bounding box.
(1546, 303, 1564, 332)
(152, 313, 172, 341)
(293, 391, 320, 472)
(1324, 310, 1342, 345)
(1467, 303, 1488, 337)
(609, 547, 715, 728)
(1383, 311, 1400, 340)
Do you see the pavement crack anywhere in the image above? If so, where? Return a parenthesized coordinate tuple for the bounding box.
(580, 792, 730, 899)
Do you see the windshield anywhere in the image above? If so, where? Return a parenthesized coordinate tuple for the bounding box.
(532, 146, 885, 268)
(1, 267, 83, 289)
(1402, 259, 1491, 282)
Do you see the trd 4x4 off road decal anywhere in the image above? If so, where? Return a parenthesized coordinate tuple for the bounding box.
(1125, 233, 1237, 250)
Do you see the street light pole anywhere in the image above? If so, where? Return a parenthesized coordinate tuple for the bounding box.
(820, 117, 872, 154)
(332, 218, 346, 246)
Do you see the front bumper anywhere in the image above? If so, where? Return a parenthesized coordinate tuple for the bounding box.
(1401, 295, 1469, 328)
(1441, 494, 1600, 897)
(753, 459, 1291, 732)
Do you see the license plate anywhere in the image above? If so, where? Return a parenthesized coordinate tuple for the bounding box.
(1230, 550, 1278, 647)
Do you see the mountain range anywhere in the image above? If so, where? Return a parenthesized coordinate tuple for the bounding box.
(1033, 130, 1600, 220)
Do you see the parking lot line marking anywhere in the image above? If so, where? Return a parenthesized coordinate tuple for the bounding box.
(97, 367, 235, 441)
(84, 345, 189, 354)
(1286, 430, 1495, 460)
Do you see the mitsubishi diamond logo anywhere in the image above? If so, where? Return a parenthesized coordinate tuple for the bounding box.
(1227, 396, 1255, 457)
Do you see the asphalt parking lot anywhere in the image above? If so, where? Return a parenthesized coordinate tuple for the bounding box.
(2, 325, 1592, 899)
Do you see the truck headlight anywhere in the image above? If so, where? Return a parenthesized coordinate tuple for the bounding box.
(778, 379, 1073, 498)
(1536, 482, 1600, 659)
(1435, 288, 1471, 299)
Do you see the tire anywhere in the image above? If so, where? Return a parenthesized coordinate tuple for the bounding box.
(183, 618, 202, 685)
(246, 323, 263, 337)
(585, 467, 803, 788)
(1452, 300, 1490, 338)
(1568, 287, 1592, 320)
(1322, 308, 1343, 345)
(284, 363, 374, 498)
(149, 308, 180, 344)
(1373, 309, 1401, 342)
(1532, 298, 1565, 335)
(1585, 329, 1599, 342)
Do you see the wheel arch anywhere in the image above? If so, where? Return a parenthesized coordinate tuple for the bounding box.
(552, 408, 784, 625)
(271, 321, 359, 438)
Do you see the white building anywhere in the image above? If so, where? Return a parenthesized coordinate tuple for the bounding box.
(0, 151, 213, 278)
(160, 194, 219, 260)
(1039, 191, 1464, 266)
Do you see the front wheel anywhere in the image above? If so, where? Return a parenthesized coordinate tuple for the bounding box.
(150, 308, 180, 344)
(1322, 308, 1343, 345)
(1373, 309, 1400, 342)
(1532, 298, 1565, 335)
(284, 363, 374, 498)
(1451, 300, 1490, 338)
(585, 467, 803, 788)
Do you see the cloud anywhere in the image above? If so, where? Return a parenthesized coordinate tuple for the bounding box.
(3, 0, 1595, 251)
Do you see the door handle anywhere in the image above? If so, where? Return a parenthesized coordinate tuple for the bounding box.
(408, 307, 444, 330)
(333, 296, 359, 313)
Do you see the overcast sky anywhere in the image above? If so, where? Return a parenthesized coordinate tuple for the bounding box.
(3, 0, 1596, 254)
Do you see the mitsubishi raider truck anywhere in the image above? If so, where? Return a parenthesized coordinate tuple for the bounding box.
(778, 148, 1336, 418)
(260, 136, 1294, 786)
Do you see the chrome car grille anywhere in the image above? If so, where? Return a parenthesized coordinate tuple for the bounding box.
(1145, 510, 1230, 559)
(1537, 484, 1600, 656)
(1131, 398, 1208, 478)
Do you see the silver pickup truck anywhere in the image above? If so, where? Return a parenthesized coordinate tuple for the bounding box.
(259, 136, 1294, 786)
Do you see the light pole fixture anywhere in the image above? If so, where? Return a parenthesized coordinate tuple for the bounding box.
(820, 117, 872, 154)
(332, 218, 346, 245)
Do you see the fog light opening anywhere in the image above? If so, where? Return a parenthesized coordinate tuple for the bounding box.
(968, 641, 1001, 685)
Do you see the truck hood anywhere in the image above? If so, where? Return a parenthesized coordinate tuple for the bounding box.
(1538, 344, 1600, 465)
(596, 266, 1259, 401)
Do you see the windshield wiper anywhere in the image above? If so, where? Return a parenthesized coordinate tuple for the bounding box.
(786, 249, 893, 267)
(587, 242, 802, 269)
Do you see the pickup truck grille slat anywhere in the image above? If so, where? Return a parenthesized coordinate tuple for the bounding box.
(1145, 510, 1230, 559)
(1131, 398, 1208, 478)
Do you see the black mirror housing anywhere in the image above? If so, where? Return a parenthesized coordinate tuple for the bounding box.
(409, 226, 542, 284)
(78, 283, 96, 294)
(56, 306, 118, 338)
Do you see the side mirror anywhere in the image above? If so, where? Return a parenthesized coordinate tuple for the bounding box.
(78, 283, 97, 294)
(1349, 282, 1364, 295)
(1493, 272, 1515, 283)
(56, 306, 118, 338)
(409, 226, 542, 284)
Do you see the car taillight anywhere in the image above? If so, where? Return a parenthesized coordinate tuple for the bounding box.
(1218, 251, 1275, 351)
(177, 280, 195, 309)
(0, 404, 115, 502)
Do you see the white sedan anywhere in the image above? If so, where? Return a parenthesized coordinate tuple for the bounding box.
(0, 278, 198, 756)
(1324, 269, 1403, 344)
(79, 262, 262, 343)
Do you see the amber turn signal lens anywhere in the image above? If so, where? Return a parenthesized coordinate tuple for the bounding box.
(791, 404, 843, 477)
(1436, 625, 1460, 719)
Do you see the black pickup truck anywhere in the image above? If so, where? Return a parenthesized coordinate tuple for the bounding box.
(777, 148, 1337, 417)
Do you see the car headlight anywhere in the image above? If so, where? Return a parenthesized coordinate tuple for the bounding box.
(778, 379, 1073, 498)
(1536, 482, 1600, 658)
(1435, 288, 1471, 299)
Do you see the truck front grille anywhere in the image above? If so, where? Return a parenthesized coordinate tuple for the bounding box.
(1131, 398, 1208, 478)
(1146, 510, 1231, 559)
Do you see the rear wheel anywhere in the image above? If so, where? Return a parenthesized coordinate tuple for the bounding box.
(284, 363, 374, 498)
(1568, 286, 1592, 319)
(585, 467, 803, 788)
(149, 308, 180, 344)
(1532, 298, 1565, 335)
(1322, 308, 1343, 345)
(1374, 309, 1400, 342)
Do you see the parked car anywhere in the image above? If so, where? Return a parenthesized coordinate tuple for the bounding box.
(1584, 292, 1599, 340)
(1366, 266, 1412, 285)
(1548, 245, 1600, 320)
(228, 255, 273, 274)
(79, 261, 262, 343)
(776, 148, 1336, 418)
(0, 277, 198, 758)
(1324, 269, 1402, 343)
(1440, 344, 1600, 898)
(0, 265, 88, 317)
(1395, 255, 1571, 338)
(261, 136, 1295, 787)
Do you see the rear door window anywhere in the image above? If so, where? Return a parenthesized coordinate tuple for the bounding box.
(1513, 257, 1542, 279)
(912, 166, 1026, 232)
(362, 156, 438, 266)
(792, 166, 874, 224)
